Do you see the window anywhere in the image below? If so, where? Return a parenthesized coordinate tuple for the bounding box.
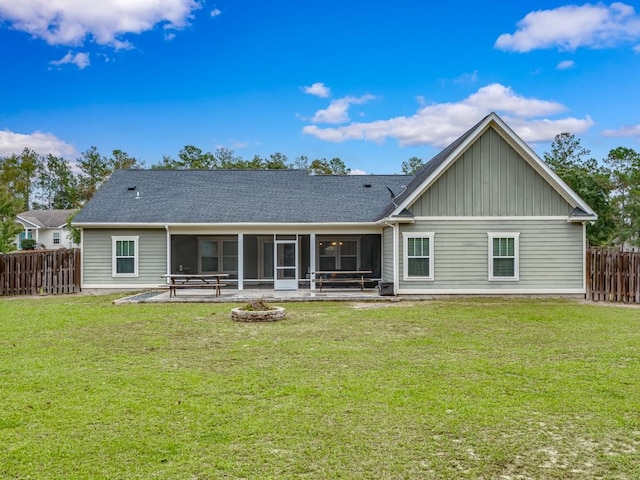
(198, 238, 238, 273)
(488, 233, 519, 281)
(403, 232, 434, 281)
(53, 232, 60, 245)
(112, 236, 138, 277)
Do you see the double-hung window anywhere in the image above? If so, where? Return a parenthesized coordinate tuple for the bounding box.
(403, 232, 434, 281)
(488, 233, 519, 281)
(53, 232, 60, 245)
(112, 236, 139, 277)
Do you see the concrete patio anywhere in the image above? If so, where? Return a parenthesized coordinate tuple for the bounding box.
(114, 287, 399, 304)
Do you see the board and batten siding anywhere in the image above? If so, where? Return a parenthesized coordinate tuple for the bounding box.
(410, 127, 574, 217)
(398, 220, 584, 293)
(382, 226, 394, 281)
(82, 228, 166, 287)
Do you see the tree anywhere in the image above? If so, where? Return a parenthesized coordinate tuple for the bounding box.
(401, 156, 424, 175)
(153, 145, 217, 169)
(0, 183, 22, 252)
(307, 157, 350, 175)
(35, 154, 80, 210)
(0, 148, 39, 211)
(544, 133, 617, 246)
(605, 146, 640, 247)
(77, 147, 143, 203)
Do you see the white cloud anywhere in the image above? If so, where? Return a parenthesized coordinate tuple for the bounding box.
(602, 124, 640, 137)
(50, 51, 90, 69)
(0, 130, 77, 158)
(312, 94, 376, 124)
(211, 8, 221, 17)
(349, 169, 368, 175)
(302, 83, 594, 147)
(495, 2, 640, 52)
(0, 0, 201, 48)
(556, 59, 575, 70)
(303, 82, 331, 98)
(453, 70, 479, 84)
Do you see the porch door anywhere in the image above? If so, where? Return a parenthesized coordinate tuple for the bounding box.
(274, 239, 298, 290)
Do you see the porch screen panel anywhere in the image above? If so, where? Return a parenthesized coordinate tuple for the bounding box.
(201, 240, 219, 272)
(340, 240, 358, 270)
(318, 241, 337, 270)
(222, 240, 238, 271)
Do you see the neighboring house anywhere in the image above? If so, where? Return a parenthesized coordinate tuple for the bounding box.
(15, 210, 78, 250)
(73, 112, 597, 295)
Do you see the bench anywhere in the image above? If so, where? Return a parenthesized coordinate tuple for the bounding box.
(161, 282, 228, 297)
(312, 271, 375, 292)
(160, 273, 229, 297)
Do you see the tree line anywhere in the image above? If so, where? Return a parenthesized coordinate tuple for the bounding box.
(0, 137, 638, 252)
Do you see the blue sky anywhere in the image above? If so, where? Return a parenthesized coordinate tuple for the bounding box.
(0, 0, 639, 174)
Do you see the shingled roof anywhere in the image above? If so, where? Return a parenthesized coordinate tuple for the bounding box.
(73, 169, 410, 225)
(17, 210, 75, 228)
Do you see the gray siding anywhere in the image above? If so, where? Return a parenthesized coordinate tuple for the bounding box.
(382, 226, 394, 281)
(83, 228, 167, 285)
(398, 220, 583, 291)
(410, 128, 573, 217)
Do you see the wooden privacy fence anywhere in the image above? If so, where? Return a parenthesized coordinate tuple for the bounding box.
(586, 248, 640, 303)
(0, 249, 81, 296)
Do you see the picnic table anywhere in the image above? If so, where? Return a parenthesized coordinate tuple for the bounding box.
(161, 273, 229, 297)
(311, 270, 373, 292)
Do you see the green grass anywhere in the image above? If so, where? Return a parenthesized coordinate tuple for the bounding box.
(1, 295, 639, 479)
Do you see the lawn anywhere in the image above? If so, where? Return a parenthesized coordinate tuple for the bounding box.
(0, 295, 639, 479)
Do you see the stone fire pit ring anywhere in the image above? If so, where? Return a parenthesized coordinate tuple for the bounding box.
(231, 306, 286, 322)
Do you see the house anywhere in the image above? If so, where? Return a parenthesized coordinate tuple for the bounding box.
(73, 112, 597, 295)
(15, 210, 78, 250)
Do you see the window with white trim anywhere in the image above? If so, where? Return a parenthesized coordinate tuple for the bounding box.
(403, 232, 434, 281)
(112, 236, 139, 277)
(53, 232, 60, 245)
(488, 233, 519, 281)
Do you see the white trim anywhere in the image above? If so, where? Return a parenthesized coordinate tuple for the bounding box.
(111, 236, 139, 278)
(80, 227, 84, 288)
(487, 232, 520, 281)
(237, 234, 244, 290)
(15, 216, 40, 229)
(310, 233, 316, 290)
(165, 225, 171, 277)
(582, 222, 587, 293)
(402, 232, 435, 281)
(393, 223, 399, 294)
(412, 216, 569, 221)
(397, 288, 586, 295)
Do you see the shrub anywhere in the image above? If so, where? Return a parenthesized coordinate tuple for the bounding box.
(21, 239, 37, 250)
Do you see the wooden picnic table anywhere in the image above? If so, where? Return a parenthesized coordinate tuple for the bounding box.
(161, 273, 229, 297)
(311, 270, 373, 292)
